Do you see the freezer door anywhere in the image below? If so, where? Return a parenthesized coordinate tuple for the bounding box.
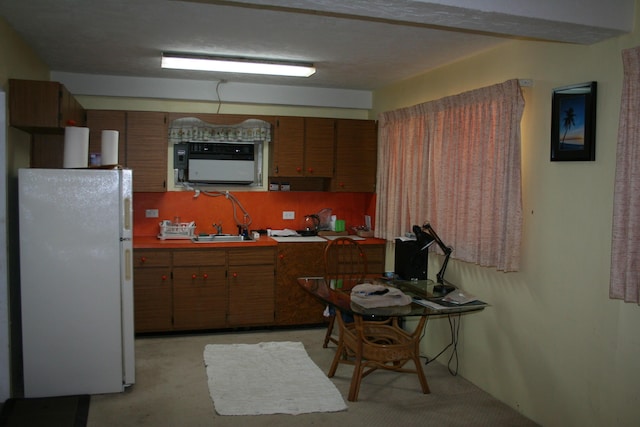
(120, 169, 133, 241)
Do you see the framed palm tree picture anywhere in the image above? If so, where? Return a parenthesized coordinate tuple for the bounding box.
(550, 81, 597, 161)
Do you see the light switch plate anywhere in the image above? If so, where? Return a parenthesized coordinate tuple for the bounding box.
(145, 209, 159, 218)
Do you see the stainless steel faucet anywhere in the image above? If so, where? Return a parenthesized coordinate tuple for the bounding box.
(212, 223, 223, 235)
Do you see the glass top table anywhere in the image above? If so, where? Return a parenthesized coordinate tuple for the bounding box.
(297, 276, 488, 401)
(297, 276, 487, 318)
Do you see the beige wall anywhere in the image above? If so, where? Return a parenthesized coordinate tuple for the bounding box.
(76, 95, 370, 119)
(372, 4, 640, 427)
(1, 17, 50, 399)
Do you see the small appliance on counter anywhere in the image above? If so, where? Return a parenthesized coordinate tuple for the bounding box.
(157, 219, 196, 240)
(298, 214, 320, 236)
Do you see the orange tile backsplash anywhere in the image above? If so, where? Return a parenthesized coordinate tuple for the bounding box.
(133, 191, 377, 237)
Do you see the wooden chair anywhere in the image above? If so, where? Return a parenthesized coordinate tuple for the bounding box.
(323, 237, 368, 348)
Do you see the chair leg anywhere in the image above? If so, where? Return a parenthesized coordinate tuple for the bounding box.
(323, 314, 336, 348)
(328, 336, 343, 377)
(348, 357, 364, 402)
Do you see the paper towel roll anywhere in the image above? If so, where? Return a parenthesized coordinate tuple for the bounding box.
(63, 127, 90, 168)
(101, 130, 119, 165)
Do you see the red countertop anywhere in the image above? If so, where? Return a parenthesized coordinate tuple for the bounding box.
(133, 235, 387, 249)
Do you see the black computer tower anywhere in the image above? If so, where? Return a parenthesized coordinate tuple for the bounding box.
(394, 238, 429, 280)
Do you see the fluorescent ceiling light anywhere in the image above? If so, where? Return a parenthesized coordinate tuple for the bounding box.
(161, 53, 316, 77)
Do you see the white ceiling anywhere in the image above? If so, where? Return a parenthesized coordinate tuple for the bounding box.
(0, 0, 634, 105)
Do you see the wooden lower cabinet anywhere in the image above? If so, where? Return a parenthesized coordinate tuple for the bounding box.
(275, 243, 327, 326)
(228, 248, 276, 326)
(133, 247, 275, 333)
(133, 242, 383, 333)
(172, 249, 227, 331)
(362, 244, 386, 276)
(133, 250, 172, 333)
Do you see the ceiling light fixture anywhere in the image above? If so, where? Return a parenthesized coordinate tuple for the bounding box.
(161, 53, 316, 77)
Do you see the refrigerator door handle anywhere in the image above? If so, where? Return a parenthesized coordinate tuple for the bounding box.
(124, 248, 132, 281)
(123, 197, 132, 232)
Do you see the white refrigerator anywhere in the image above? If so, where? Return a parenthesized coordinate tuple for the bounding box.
(18, 168, 135, 398)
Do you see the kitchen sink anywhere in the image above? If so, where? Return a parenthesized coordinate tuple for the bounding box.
(191, 234, 252, 243)
(269, 236, 327, 243)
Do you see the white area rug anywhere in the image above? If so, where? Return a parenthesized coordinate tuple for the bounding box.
(203, 341, 347, 416)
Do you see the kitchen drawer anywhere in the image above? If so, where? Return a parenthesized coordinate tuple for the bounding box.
(228, 247, 275, 266)
(173, 249, 226, 266)
(133, 249, 171, 268)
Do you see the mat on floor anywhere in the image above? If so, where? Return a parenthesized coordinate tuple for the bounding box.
(0, 395, 90, 427)
(204, 341, 347, 416)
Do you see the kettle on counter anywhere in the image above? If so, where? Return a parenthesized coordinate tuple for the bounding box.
(300, 214, 320, 236)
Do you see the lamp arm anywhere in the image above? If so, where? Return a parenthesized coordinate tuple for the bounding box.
(422, 223, 453, 284)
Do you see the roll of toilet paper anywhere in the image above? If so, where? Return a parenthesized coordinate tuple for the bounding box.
(63, 126, 90, 168)
(101, 130, 119, 165)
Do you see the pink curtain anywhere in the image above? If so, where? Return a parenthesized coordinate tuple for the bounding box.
(376, 79, 525, 272)
(610, 46, 640, 304)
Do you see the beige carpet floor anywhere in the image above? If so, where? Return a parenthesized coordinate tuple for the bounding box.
(87, 327, 539, 427)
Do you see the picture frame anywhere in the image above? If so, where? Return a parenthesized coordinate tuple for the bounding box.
(550, 81, 597, 161)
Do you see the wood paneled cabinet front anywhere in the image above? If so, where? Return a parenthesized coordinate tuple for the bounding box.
(126, 111, 168, 192)
(86, 110, 127, 165)
(275, 242, 328, 326)
(172, 249, 227, 331)
(133, 246, 275, 333)
(332, 119, 378, 192)
(133, 250, 172, 333)
(87, 110, 167, 192)
(362, 243, 386, 277)
(9, 79, 85, 132)
(272, 117, 335, 178)
(227, 248, 276, 327)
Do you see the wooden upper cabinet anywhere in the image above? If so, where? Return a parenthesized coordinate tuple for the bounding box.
(30, 134, 64, 168)
(86, 110, 127, 165)
(272, 116, 304, 176)
(126, 111, 168, 192)
(9, 79, 85, 132)
(304, 118, 335, 177)
(272, 117, 335, 178)
(332, 119, 378, 192)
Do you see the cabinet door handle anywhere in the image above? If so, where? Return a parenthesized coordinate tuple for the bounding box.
(296, 167, 302, 173)
(140, 256, 147, 263)
(279, 254, 285, 259)
(161, 275, 167, 281)
(308, 167, 314, 174)
(232, 272, 238, 278)
(202, 273, 208, 279)
(192, 273, 198, 279)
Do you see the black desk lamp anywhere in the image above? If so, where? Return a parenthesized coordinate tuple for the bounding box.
(414, 223, 455, 294)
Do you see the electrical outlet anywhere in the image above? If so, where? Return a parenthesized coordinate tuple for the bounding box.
(282, 211, 295, 220)
(145, 209, 159, 218)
